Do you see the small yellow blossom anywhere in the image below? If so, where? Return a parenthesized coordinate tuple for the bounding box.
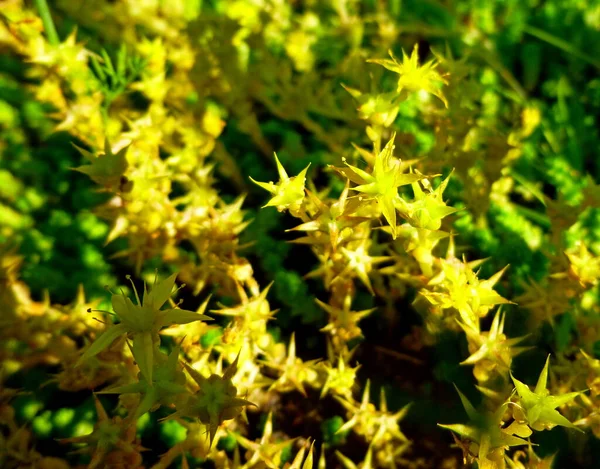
(341, 135, 424, 239)
(511, 356, 585, 432)
(368, 44, 449, 107)
(250, 153, 310, 216)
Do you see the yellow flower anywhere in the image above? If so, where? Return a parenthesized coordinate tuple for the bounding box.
(511, 356, 584, 432)
(232, 412, 296, 469)
(319, 347, 360, 399)
(342, 135, 423, 239)
(250, 153, 310, 216)
(336, 380, 410, 445)
(368, 44, 449, 107)
(77, 273, 211, 383)
(175, 354, 255, 447)
(566, 241, 600, 287)
(459, 309, 531, 383)
(439, 387, 528, 468)
(317, 293, 375, 343)
(73, 139, 129, 187)
(342, 85, 400, 128)
(396, 172, 458, 231)
(422, 259, 513, 330)
(264, 333, 320, 396)
(339, 239, 390, 295)
(288, 182, 365, 252)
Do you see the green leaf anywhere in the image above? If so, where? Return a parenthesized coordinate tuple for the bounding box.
(135, 388, 159, 418)
(111, 294, 138, 328)
(72, 143, 129, 186)
(132, 331, 156, 384)
(95, 382, 146, 395)
(534, 355, 550, 395)
(454, 385, 478, 421)
(101, 49, 115, 77)
(158, 308, 211, 328)
(437, 423, 478, 440)
(77, 323, 127, 365)
(145, 272, 178, 310)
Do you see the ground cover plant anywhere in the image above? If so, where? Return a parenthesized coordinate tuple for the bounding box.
(1, 0, 600, 468)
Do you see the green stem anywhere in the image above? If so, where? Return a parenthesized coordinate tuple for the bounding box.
(34, 0, 59, 45)
(523, 25, 600, 70)
(513, 204, 551, 229)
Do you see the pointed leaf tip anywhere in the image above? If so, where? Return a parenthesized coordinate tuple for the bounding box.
(534, 354, 551, 395)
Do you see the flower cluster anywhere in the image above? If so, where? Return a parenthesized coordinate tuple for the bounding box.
(1, 1, 600, 469)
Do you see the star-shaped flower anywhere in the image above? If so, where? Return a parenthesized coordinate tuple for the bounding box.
(77, 273, 211, 384)
(338, 240, 390, 295)
(250, 153, 310, 216)
(439, 387, 528, 468)
(340, 136, 423, 239)
(59, 395, 145, 469)
(319, 346, 360, 399)
(459, 308, 531, 382)
(288, 183, 367, 252)
(565, 242, 600, 287)
(232, 412, 297, 469)
(336, 380, 410, 445)
(316, 294, 375, 343)
(342, 85, 401, 127)
(263, 333, 320, 396)
(368, 44, 449, 107)
(422, 259, 513, 331)
(73, 138, 129, 187)
(395, 171, 458, 231)
(510, 356, 584, 432)
(171, 354, 256, 447)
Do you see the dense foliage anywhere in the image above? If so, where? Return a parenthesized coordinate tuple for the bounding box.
(1, 0, 600, 468)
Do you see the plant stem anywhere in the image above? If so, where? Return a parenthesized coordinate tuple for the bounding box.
(523, 25, 600, 70)
(34, 0, 60, 45)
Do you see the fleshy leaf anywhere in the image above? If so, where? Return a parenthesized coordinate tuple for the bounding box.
(145, 272, 178, 310)
(511, 357, 585, 432)
(131, 331, 156, 384)
(534, 355, 550, 395)
(158, 308, 212, 328)
(72, 142, 129, 186)
(77, 324, 127, 365)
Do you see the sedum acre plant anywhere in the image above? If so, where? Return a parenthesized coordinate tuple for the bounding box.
(1, 0, 600, 468)
(78, 273, 211, 384)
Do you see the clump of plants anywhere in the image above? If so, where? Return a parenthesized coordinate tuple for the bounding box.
(1, 0, 600, 468)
